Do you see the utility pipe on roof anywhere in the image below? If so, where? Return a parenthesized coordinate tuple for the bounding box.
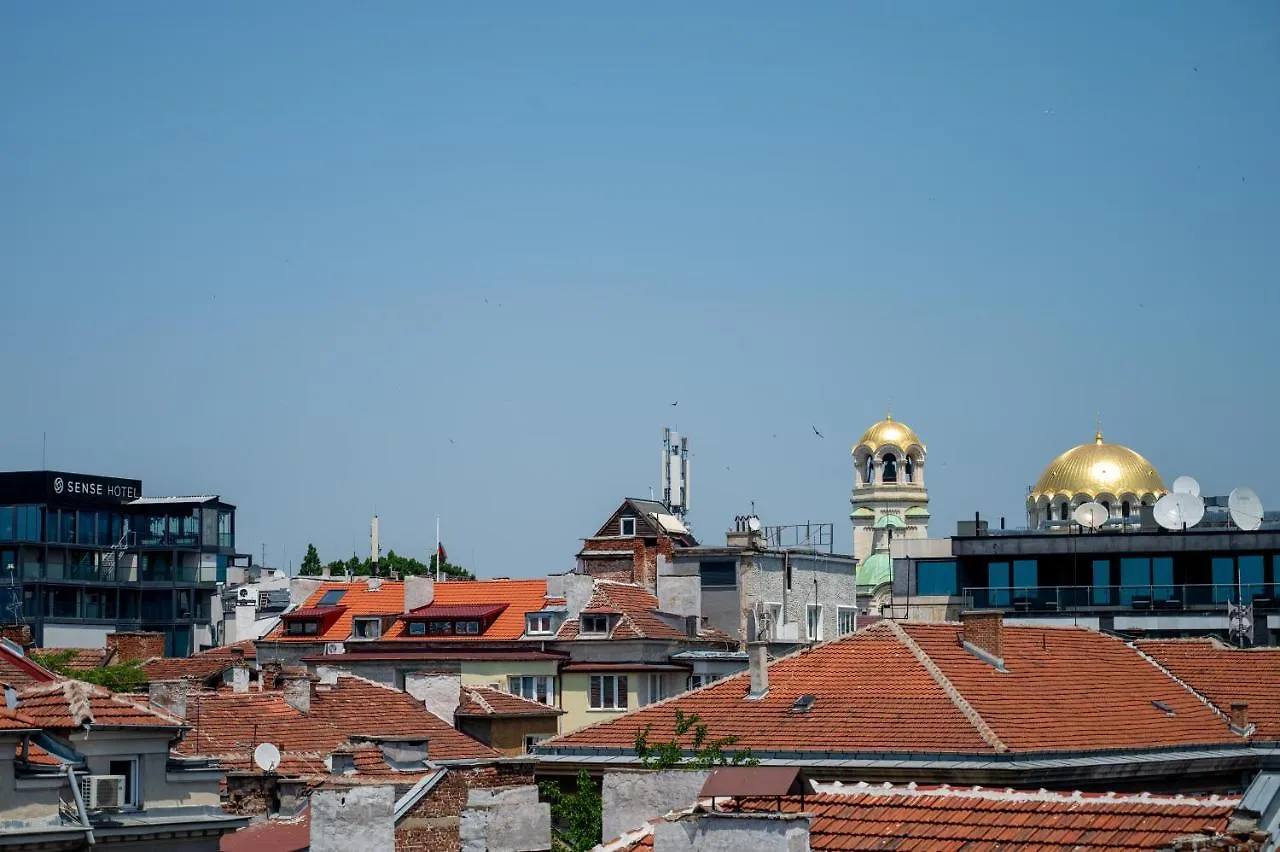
(65, 764, 95, 845)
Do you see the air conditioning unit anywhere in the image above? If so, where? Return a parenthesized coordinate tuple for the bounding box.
(237, 587, 254, 602)
(79, 774, 127, 811)
(324, 642, 345, 656)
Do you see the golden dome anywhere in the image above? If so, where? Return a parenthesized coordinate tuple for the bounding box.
(1029, 431, 1167, 500)
(853, 415, 925, 455)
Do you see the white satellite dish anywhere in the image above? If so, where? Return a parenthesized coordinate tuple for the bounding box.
(1228, 487, 1265, 532)
(747, 516, 761, 532)
(1172, 476, 1201, 498)
(1153, 492, 1204, 531)
(253, 742, 281, 772)
(1072, 502, 1109, 530)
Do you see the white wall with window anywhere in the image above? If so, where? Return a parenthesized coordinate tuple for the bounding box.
(508, 675, 556, 705)
(837, 606, 858, 635)
(351, 617, 382, 640)
(806, 604, 823, 641)
(619, 516, 637, 537)
(525, 613, 555, 635)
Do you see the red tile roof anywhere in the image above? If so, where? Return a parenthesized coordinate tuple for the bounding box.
(18, 741, 63, 766)
(0, 707, 38, 731)
(544, 621, 1245, 757)
(555, 581, 736, 644)
(0, 644, 60, 689)
(264, 581, 405, 643)
(1137, 638, 1280, 739)
(456, 686, 564, 718)
(606, 785, 1241, 851)
(385, 579, 550, 641)
(36, 647, 116, 670)
(16, 680, 183, 730)
(220, 812, 309, 852)
(175, 675, 499, 767)
(143, 656, 236, 683)
(404, 603, 509, 620)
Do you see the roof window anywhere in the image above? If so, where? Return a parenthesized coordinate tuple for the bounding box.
(581, 614, 609, 635)
(791, 694, 816, 713)
(620, 516, 636, 537)
(318, 589, 347, 607)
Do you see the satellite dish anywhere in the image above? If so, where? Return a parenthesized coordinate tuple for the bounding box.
(1153, 493, 1205, 531)
(1172, 476, 1201, 498)
(1228, 487, 1265, 532)
(1073, 502, 1109, 530)
(747, 516, 761, 532)
(253, 742, 281, 772)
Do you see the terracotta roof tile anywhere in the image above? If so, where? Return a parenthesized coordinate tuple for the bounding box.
(16, 680, 183, 730)
(143, 656, 235, 683)
(18, 741, 64, 766)
(457, 686, 564, 718)
(554, 581, 735, 644)
(0, 707, 38, 731)
(608, 786, 1240, 851)
(36, 647, 116, 670)
(220, 811, 310, 852)
(0, 644, 60, 689)
(385, 579, 550, 641)
(264, 581, 405, 643)
(1137, 638, 1280, 739)
(545, 621, 1247, 757)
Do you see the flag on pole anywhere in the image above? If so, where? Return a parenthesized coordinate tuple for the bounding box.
(437, 543, 447, 565)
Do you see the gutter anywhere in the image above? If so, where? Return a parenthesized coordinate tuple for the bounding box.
(65, 765, 95, 845)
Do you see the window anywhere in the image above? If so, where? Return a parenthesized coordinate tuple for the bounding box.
(700, 561, 737, 588)
(1240, 555, 1265, 602)
(1122, 500, 1132, 518)
(109, 758, 140, 808)
(916, 560, 958, 596)
(753, 602, 782, 640)
(1012, 560, 1037, 591)
(509, 675, 555, 705)
(619, 516, 636, 537)
(287, 620, 319, 636)
(581, 614, 609, 635)
(837, 606, 857, 635)
(1092, 559, 1112, 605)
(687, 674, 716, 690)
(1153, 557, 1175, 602)
(428, 621, 453, 635)
(456, 620, 480, 635)
(1060, 502, 1069, 522)
(352, 617, 381, 639)
(526, 614, 553, 635)
(904, 456, 915, 483)
(408, 622, 426, 636)
(1120, 557, 1150, 605)
(1212, 557, 1235, 604)
(806, 604, 822, 641)
(524, 733, 550, 753)
(988, 562, 1010, 607)
(643, 673, 667, 706)
(864, 457, 874, 484)
(317, 589, 347, 607)
(0, 507, 12, 541)
(882, 454, 897, 483)
(589, 674, 628, 710)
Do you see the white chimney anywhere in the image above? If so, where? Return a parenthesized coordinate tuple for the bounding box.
(746, 642, 769, 700)
(371, 515, 380, 570)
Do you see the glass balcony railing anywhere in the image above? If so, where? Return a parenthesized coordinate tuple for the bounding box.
(962, 583, 1280, 612)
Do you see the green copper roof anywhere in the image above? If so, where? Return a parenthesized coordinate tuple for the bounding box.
(851, 507, 876, 518)
(905, 506, 931, 518)
(873, 514, 906, 529)
(857, 552, 893, 587)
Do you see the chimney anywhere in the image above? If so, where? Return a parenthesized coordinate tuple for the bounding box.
(960, 610, 1005, 670)
(404, 576, 434, 613)
(229, 646, 245, 662)
(107, 631, 166, 663)
(356, 735, 429, 770)
(0, 624, 33, 649)
(149, 679, 189, 719)
(283, 675, 314, 713)
(1230, 701, 1253, 736)
(746, 641, 769, 700)
(230, 666, 250, 693)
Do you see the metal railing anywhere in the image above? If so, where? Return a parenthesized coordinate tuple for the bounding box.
(962, 583, 1279, 612)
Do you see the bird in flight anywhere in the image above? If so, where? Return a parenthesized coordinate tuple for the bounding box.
(812, 426, 824, 439)
(671, 401, 678, 407)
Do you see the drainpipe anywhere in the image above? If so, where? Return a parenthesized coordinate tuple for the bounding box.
(65, 765, 95, 845)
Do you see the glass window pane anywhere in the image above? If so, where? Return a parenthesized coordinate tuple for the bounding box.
(1212, 557, 1234, 604)
(988, 562, 1010, 606)
(0, 507, 13, 541)
(1092, 560, 1111, 605)
(1152, 557, 1175, 602)
(1120, 558, 1150, 605)
(1013, 560, 1037, 589)
(1239, 555, 1265, 602)
(917, 561, 958, 596)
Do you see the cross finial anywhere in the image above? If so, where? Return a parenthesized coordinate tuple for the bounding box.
(886, 401, 892, 421)
(1095, 412, 1103, 444)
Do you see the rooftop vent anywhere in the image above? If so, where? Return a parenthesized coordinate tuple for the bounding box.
(791, 694, 816, 713)
(1151, 700, 1176, 716)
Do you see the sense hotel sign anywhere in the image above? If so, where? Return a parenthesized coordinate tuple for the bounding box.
(47, 472, 143, 504)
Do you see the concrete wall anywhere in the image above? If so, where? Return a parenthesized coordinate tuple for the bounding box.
(562, 574, 595, 622)
(41, 623, 112, 648)
(602, 770, 711, 845)
(752, 553, 857, 642)
(652, 813, 810, 852)
(405, 672, 461, 723)
(289, 578, 325, 608)
(253, 641, 317, 667)
(460, 784, 551, 852)
(310, 785, 395, 852)
(404, 576, 434, 612)
(657, 563, 701, 619)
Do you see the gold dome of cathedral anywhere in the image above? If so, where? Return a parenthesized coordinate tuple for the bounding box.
(853, 415, 925, 455)
(1029, 431, 1167, 500)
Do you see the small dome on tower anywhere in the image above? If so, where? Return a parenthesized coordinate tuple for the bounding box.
(852, 415, 925, 455)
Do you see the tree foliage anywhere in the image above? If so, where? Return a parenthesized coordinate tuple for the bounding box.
(296, 546, 474, 580)
(31, 650, 149, 693)
(633, 709, 759, 770)
(539, 770, 602, 852)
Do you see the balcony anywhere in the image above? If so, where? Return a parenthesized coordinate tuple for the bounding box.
(962, 583, 1280, 613)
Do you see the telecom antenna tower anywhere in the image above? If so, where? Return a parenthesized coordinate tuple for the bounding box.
(662, 427, 690, 521)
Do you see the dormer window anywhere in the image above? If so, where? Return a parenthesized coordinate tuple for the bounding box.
(456, 621, 480, 635)
(286, 620, 319, 636)
(527, 614, 553, 635)
(620, 516, 636, 537)
(581, 614, 609, 634)
(352, 617, 381, 640)
(408, 622, 426, 636)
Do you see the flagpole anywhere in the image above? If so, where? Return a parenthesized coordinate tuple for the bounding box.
(435, 516, 440, 582)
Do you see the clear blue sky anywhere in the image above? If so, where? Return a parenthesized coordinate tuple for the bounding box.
(2, 2, 1277, 575)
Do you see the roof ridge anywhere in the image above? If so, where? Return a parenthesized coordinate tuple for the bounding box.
(1127, 640, 1237, 731)
(809, 781, 1240, 808)
(464, 687, 496, 715)
(885, 621, 1008, 754)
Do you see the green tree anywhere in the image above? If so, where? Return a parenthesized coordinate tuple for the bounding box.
(429, 552, 475, 581)
(633, 710, 759, 770)
(540, 770, 602, 852)
(299, 544, 322, 577)
(31, 650, 149, 693)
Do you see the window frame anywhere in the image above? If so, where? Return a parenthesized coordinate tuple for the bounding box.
(836, 606, 857, 635)
(580, 614, 609, 635)
(108, 757, 141, 809)
(407, 621, 426, 636)
(806, 604, 823, 641)
(619, 516, 637, 537)
(643, 673, 667, 706)
(508, 675, 555, 705)
(588, 674, 628, 710)
(524, 733, 550, 753)
(352, 617, 382, 640)
(526, 614, 553, 635)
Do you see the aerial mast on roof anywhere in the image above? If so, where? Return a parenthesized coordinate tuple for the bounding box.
(662, 427, 690, 521)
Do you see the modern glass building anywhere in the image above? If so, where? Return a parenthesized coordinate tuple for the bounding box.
(0, 470, 247, 655)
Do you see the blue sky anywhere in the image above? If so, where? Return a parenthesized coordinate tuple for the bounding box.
(2, 2, 1277, 575)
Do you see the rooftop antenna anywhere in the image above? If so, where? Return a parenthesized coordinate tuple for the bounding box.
(1228, 487, 1264, 532)
(253, 742, 281, 773)
(1172, 476, 1201, 498)
(4, 562, 22, 625)
(661, 427, 691, 521)
(1153, 492, 1204, 531)
(1072, 502, 1109, 532)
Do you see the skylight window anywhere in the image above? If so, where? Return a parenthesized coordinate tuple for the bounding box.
(318, 589, 347, 607)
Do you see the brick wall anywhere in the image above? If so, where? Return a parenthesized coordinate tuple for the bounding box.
(395, 764, 535, 851)
(579, 537, 678, 591)
(0, 623, 33, 648)
(960, 611, 1004, 660)
(107, 631, 166, 662)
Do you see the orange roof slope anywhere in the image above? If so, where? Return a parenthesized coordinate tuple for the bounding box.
(174, 675, 499, 766)
(457, 686, 564, 717)
(1138, 638, 1280, 739)
(37, 648, 116, 670)
(143, 656, 235, 683)
(17, 680, 183, 730)
(385, 579, 549, 640)
(264, 581, 405, 642)
(612, 786, 1241, 851)
(550, 624, 990, 754)
(901, 623, 1240, 752)
(0, 644, 59, 689)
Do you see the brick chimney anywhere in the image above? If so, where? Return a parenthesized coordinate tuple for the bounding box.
(0, 624, 33, 649)
(1230, 701, 1252, 735)
(107, 631, 166, 663)
(282, 675, 314, 713)
(960, 611, 1005, 669)
(746, 641, 769, 700)
(229, 646, 245, 662)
